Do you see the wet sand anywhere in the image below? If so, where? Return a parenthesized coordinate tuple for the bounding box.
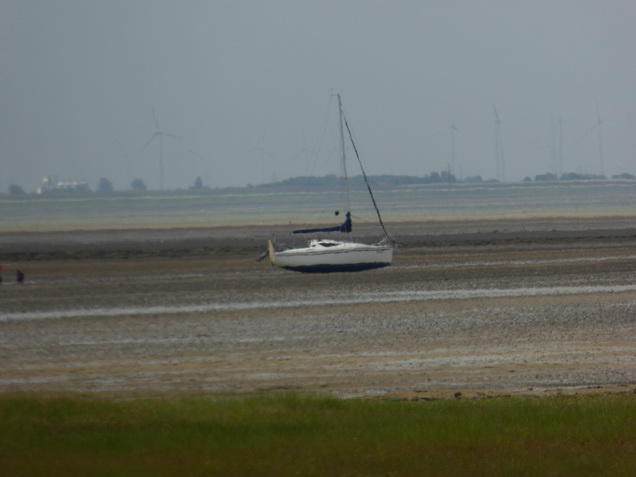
(1, 215, 635, 399)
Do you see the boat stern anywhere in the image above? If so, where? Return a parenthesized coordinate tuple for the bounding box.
(267, 240, 276, 265)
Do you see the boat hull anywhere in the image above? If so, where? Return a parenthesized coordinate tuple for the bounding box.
(271, 240, 393, 273)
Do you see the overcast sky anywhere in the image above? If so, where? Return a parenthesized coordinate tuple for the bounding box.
(2, 0, 635, 192)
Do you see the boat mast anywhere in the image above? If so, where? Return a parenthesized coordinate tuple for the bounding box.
(338, 93, 351, 215)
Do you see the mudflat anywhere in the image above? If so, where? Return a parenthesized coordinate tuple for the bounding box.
(1, 214, 635, 399)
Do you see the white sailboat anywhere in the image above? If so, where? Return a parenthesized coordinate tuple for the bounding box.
(265, 94, 394, 273)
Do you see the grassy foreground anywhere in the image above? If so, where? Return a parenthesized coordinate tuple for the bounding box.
(1, 393, 635, 476)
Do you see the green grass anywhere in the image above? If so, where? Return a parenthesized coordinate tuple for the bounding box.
(1, 393, 635, 476)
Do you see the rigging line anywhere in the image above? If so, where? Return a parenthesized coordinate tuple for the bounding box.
(350, 213, 388, 232)
(342, 113, 392, 242)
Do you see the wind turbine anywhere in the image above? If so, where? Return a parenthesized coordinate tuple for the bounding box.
(449, 123, 459, 177)
(581, 107, 604, 177)
(558, 118, 564, 176)
(493, 105, 505, 181)
(543, 117, 564, 177)
(141, 109, 182, 190)
(248, 146, 275, 185)
(550, 117, 557, 175)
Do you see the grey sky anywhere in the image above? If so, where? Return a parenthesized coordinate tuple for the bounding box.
(2, 0, 635, 191)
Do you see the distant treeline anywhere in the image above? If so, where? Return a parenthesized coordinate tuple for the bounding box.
(260, 171, 459, 189)
(7, 171, 636, 196)
(258, 170, 636, 189)
(530, 172, 636, 182)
